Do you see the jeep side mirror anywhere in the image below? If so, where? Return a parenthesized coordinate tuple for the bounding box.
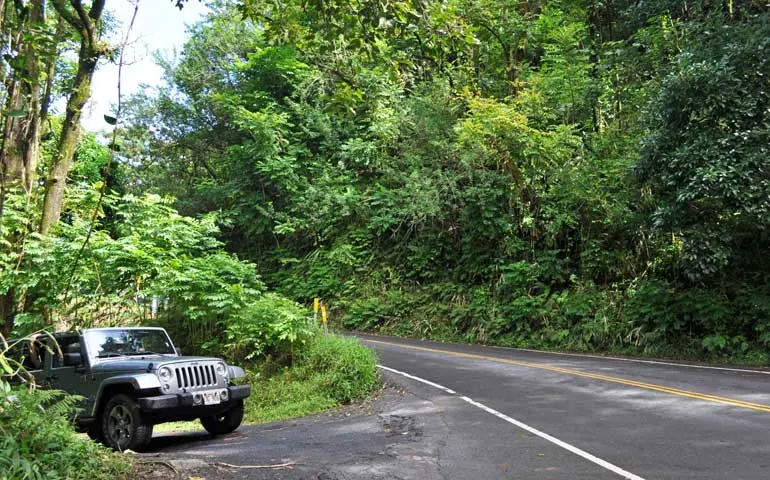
(175, 347, 182, 356)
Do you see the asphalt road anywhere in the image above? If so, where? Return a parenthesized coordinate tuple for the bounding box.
(145, 334, 770, 479)
(359, 333, 770, 480)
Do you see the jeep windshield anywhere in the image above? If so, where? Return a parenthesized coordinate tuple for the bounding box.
(84, 328, 176, 359)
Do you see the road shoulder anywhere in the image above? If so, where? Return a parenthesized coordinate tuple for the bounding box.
(134, 379, 450, 479)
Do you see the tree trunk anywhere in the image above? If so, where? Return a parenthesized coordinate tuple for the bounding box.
(40, 0, 107, 235)
(0, 0, 44, 196)
(39, 43, 98, 234)
(505, 46, 517, 97)
(0, 288, 15, 338)
(40, 14, 65, 126)
(0, 0, 45, 337)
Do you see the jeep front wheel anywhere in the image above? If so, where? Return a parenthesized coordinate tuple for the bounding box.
(101, 394, 153, 451)
(200, 400, 244, 435)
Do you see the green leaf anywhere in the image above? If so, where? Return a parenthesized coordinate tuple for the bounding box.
(103, 114, 117, 125)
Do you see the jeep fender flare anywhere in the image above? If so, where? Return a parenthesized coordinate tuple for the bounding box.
(91, 374, 161, 417)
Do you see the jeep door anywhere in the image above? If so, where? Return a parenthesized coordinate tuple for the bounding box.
(44, 334, 95, 409)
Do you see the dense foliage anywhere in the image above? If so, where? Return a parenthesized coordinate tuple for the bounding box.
(1, 3, 380, 477)
(115, 0, 770, 362)
(4, 0, 770, 378)
(0, 380, 130, 480)
(244, 334, 380, 423)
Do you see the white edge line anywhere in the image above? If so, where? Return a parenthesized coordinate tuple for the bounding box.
(378, 364, 645, 480)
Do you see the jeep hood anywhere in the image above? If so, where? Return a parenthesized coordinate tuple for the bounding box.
(91, 356, 222, 373)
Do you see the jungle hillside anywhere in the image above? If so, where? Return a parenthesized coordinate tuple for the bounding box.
(3, 0, 770, 363)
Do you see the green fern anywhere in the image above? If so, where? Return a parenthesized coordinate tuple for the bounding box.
(0, 379, 129, 480)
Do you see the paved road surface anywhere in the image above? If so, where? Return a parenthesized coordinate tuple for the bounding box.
(359, 333, 770, 479)
(146, 334, 770, 479)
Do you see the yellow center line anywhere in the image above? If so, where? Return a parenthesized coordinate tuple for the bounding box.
(367, 339, 770, 413)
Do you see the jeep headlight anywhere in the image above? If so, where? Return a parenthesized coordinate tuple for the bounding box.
(215, 362, 228, 378)
(157, 366, 173, 390)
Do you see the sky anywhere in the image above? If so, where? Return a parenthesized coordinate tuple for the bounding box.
(82, 0, 210, 132)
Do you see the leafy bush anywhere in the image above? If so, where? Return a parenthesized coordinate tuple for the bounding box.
(638, 18, 770, 282)
(222, 293, 314, 363)
(0, 381, 130, 480)
(244, 334, 379, 423)
(3, 191, 311, 367)
(295, 334, 380, 403)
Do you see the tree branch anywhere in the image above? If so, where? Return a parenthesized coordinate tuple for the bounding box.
(89, 0, 106, 21)
(477, 21, 508, 55)
(69, 0, 90, 30)
(50, 0, 82, 30)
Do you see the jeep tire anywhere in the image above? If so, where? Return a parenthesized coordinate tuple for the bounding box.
(101, 394, 153, 451)
(200, 399, 244, 435)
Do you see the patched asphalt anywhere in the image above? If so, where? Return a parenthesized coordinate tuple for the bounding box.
(137, 381, 452, 479)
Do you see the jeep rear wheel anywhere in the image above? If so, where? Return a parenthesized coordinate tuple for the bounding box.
(200, 400, 244, 435)
(101, 394, 153, 451)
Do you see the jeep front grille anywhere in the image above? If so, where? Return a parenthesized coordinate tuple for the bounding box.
(175, 364, 218, 389)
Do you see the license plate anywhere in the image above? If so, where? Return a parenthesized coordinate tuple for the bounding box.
(203, 391, 221, 405)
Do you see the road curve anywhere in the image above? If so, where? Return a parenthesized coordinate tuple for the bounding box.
(359, 333, 770, 480)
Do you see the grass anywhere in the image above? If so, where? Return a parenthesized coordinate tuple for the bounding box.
(153, 420, 202, 434)
(244, 334, 380, 424)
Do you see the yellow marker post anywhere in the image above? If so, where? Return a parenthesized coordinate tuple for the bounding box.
(313, 298, 320, 325)
(321, 304, 328, 338)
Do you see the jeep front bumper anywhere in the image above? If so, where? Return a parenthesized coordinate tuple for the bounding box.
(138, 384, 251, 411)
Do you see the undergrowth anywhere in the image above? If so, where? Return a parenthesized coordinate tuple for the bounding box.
(243, 334, 379, 424)
(337, 280, 770, 366)
(0, 381, 130, 480)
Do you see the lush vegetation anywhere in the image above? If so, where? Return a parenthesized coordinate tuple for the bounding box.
(1, 0, 769, 475)
(105, 0, 770, 362)
(243, 334, 380, 423)
(0, 3, 380, 477)
(0, 380, 130, 480)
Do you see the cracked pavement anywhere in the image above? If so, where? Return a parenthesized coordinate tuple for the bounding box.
(140, 376, 456, 479)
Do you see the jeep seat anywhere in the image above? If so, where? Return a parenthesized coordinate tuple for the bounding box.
(63, 342, 83, 367)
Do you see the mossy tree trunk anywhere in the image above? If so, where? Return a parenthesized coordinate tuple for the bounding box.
(40, 0, 107, 235)
(0, 0, 44, 196)
(0, 0, 46, 337)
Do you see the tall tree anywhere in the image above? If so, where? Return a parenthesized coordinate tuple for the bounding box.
(0, 0, 49, 338)
(39, 0, 107, 235)
(1, 0, 46, 197)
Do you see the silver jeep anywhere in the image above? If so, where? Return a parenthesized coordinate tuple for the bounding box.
(25, 327, 251, 451)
